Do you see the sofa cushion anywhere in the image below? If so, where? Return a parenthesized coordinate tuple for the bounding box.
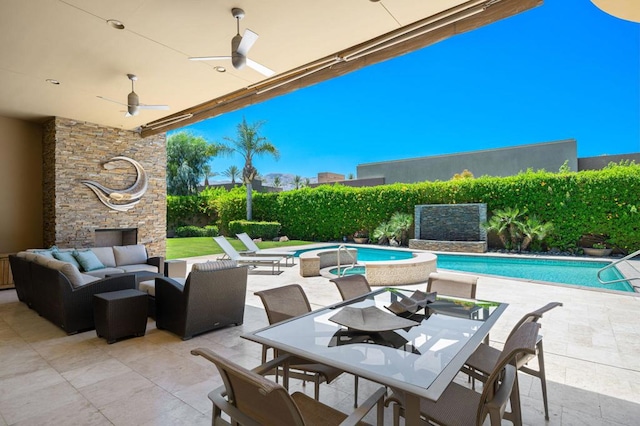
(119, 264, 158, 273)
(53, 250, 82, 269)
(113, 245, 147, 266)
(91, 247, 117, 268)
(192, 260, 238, 271)
(44, 258, 88, 288)
(73, 250, 105, 272)
(84, 267, 126, 279)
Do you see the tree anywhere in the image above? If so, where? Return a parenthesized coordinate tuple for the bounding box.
(452, 169, 474, 180)
(202, 164, 218, 187)
(221, 118, 280, 220)
(347, 173, 355, 180)
(293, 175, 302, 190)
(273, 176, 282, 188)
(223, 165, 241, 184)
(167, 132, 227, 195)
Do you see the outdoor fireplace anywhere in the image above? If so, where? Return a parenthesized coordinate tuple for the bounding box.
(95, 228, 138, 247)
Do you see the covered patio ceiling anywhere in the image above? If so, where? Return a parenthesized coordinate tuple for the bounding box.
(0, 0, 541, 138)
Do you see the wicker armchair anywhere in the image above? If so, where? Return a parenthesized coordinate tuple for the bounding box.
(155, 261, 248, 340)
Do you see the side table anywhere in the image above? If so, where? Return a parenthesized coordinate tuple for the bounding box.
(94, 289, 148, 344)
(165, 259, 187, 278)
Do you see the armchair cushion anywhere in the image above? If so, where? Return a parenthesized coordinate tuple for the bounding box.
(192, 260, 237, 271)
(113, 245, 147, 266)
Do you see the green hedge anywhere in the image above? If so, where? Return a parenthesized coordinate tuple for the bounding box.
(174, 225, 219, 237)
(170, 163, 640, 252)
(228, 220, 281, 240)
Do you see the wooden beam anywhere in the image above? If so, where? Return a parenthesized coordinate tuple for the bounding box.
(141, 0, 542, 137)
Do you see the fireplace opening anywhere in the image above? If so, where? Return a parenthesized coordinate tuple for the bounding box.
(95, 228, 138, 247)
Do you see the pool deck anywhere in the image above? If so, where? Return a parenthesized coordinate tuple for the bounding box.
(1, 247, 639, 425)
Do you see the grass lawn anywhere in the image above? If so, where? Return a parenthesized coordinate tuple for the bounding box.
(166, 237, 314, 259)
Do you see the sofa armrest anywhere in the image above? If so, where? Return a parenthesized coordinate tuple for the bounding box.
(147, 256, 164, 272)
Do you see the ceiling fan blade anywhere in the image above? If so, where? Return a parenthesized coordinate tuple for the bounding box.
(246, 58, 275, 77)
(237, 29, 258, 56)
(189, 55, 231, 61)
(138, 104, 170, 110)
(97, 96, 128, 107)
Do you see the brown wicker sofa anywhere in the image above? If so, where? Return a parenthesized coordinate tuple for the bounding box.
(9, 244, 163, 334)
(154, 261, 248, 340)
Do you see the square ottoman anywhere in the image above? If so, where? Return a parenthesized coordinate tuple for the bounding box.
(94, 289, 148, 344)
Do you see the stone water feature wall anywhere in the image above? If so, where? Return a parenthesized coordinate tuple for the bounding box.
(409, 203, 487, 253)
(42, 117, 166, 257)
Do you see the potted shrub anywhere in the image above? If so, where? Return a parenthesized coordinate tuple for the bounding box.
(583, 242, 613, 257)
(353, 230, 369, 244)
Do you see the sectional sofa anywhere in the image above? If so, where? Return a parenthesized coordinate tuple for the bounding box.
(9, 245, 163, 334)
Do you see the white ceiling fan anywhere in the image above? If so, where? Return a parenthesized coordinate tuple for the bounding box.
(189, 8, 275, 77)
(98, 74, 170, 117)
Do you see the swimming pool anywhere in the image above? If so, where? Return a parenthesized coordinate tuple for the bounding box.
(310, 245, 634, 292)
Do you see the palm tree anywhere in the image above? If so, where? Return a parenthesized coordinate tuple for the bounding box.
(223, 165, 241, 184)
(221, 118, 280, 220)
(293, 175, 302, 190)
(519, 216, 554, 251)
(273, 176, 282, 188)
(202, 164, 218, 187)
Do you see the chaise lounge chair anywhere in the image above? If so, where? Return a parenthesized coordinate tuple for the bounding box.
(213, 236, 283, 274)
(236, 232, 295, 266)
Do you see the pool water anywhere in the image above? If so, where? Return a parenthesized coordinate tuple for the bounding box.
(437, 254, 633, 292)
(294, 245, 414, 261)
(315, 246, 634, 292)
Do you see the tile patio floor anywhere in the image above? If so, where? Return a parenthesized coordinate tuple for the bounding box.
(1, 249, 639, 425)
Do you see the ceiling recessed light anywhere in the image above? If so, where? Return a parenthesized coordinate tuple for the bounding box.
(215, 66, 226, 73)
(106, 19, 125, 30)
(45, 79, 60, 85)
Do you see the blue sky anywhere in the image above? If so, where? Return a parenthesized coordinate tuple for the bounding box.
(169, 0, 640, 180)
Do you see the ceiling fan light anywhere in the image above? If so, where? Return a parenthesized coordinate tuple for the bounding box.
(107, 19, 125, 30)
(231, 53, 246, 70)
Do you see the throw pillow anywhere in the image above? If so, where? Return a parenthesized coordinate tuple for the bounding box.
(73, 250, 106, 272)
(53, 250, 82, 269)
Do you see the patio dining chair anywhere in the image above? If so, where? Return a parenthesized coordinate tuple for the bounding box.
(386, 322, 540, 426)
(236, 232, 296, 266)
(462, 301, 563, 420)
(254, 284, 360, 406)
(426, 271, 478, 299)
(191, 348, 386, 426)
(330, 274, 372, 301)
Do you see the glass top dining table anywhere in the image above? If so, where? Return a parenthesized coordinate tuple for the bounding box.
(242, 287, 507, 425)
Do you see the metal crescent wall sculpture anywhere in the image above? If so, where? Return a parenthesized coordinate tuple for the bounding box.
(81, 156, 149, 212)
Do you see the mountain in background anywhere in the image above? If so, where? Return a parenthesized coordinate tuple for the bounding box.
(262, 173, 317, 190)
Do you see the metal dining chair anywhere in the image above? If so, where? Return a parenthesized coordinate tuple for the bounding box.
(462, 301, 563, 420)
(426, 271, 478, 299)
(330, 274, 372, 301)
(192, 348, 386, 426)
(387, 322, 541, 426)
(254, 284, 359, 405)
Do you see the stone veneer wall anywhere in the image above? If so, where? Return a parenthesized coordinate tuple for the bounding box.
(42, 117, 166, 257)
(410, 203, 487, 253)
